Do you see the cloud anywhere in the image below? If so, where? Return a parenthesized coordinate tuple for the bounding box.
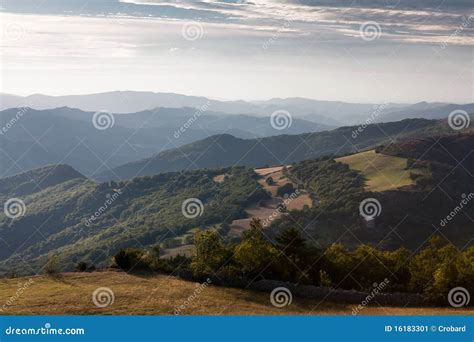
(1, 0, 472, 46)
(0, 1, 472, 102)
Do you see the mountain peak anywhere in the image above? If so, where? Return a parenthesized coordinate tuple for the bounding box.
(0, 164, 86, 199)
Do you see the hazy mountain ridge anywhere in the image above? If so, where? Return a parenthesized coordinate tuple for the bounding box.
(96, 118, 452, 181)
(0, 164, 85, 201)
(0, 106, 328, 178)
(2, 91, 472, 126)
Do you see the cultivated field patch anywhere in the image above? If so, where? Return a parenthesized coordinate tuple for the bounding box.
(229, 166, 312, 236)
(335, 150, 428, 192)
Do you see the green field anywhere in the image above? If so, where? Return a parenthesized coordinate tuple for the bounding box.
(335, 150, 427, 192)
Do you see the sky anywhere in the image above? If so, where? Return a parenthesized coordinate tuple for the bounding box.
(0, 0, 473, 103)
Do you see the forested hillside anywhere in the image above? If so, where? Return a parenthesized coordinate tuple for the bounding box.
(97, 118, 449, 181)
(0, 167, 267, 274)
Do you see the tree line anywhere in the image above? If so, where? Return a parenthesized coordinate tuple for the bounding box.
(108, 218, 473, 306)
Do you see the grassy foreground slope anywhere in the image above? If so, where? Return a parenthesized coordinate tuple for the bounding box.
(0, 272, 469, 315)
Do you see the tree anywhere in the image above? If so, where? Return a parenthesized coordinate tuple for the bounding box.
(191, 230, 228, 275)
(75, 261, 88, 272)
(408, 236, 446, 294)
(265, 177, 275, 185)
(323, 243, 356, 288)
(275, 227, 306, 262)
(319, 270, 333, 287)
(150, 245, 161, 259)
(44, 254, 60, 277)
(234, 219, 278, 277)
(114, 248, 150, 271)
(276, 183, 295, 197)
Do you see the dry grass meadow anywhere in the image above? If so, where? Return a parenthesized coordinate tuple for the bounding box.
(0, 272, 471, 316)
(335, 150, 428, 192)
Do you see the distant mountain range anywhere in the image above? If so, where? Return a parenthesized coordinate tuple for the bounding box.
(0, 106, 328, 178)
(2, 91, 472, 125)
(96, 117, 460, 182)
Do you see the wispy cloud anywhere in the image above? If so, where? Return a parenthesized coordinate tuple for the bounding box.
(2, 0, 473, 45)
(0, 0, 472, 102)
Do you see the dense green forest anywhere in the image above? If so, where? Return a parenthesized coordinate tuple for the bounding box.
(0, 166, 268, 274)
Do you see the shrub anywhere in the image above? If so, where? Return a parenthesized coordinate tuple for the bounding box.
(114, 248, 152, 272)
(44, 254, 60, 277)
(319, 270, 333, 287)
(75, 261, 88, 272)
(265, 177, 274, 185)
(75, 262, 96, 272)
(276, 183, 295, 197)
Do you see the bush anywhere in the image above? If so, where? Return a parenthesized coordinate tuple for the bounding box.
(276, 183, 295, 197)
(44, 254, 60, 277)
(75, 261, 88, 272)
(114, 248, 152, 272)
(265, 177, 274, 185)
(75, 262, 96, 272)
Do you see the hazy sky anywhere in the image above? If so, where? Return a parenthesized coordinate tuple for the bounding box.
(0, 0, 473, 103)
